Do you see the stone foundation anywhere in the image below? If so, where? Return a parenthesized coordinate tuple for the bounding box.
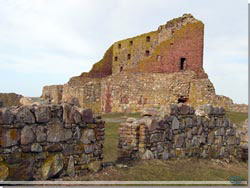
(0, 104, 105, 180)
(118, 104, 243, 162)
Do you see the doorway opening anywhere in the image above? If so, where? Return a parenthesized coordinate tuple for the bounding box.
(180, 58, 186, 70)
(178, 96, 188, 104)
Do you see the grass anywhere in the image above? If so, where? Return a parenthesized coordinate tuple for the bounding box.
(103, 122, 119, 162)
(225, 111, 248, 125)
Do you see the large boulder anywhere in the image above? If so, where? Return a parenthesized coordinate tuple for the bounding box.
(41, 153, 64, 180)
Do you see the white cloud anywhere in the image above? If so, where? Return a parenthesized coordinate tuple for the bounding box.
(0, 0, 247, 104)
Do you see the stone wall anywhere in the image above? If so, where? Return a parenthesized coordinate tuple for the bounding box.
(236, 119, 248, 161)
(40, 13, 247, 114)
(41, 85, 63, 104)
(118, 104, 243, 162)
(0, 93, 22, 107)
(100, 71, 231, 113)
(62, 80, 102, 113)
(112, 14, 204, 75)
(0, 104, 105, 180)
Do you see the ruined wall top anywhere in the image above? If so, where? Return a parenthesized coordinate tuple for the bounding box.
(69, 13, 204, 83)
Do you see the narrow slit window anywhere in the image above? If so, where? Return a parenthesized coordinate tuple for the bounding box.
(146, 36, 150, 42)
(118, 43, 121, 49)
(180, 57, 186, 70)
(127, 54, 131, 60)
(114, 56, 118, 61)
(129, 41, 133, 46)
(145, 50, 150, 56)
(120, 66, 123, 72)
(178, 97, 188, 104)
(156, 55, 161, 61)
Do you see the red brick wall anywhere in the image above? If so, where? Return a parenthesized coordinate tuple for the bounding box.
(135, 22, 204, 75)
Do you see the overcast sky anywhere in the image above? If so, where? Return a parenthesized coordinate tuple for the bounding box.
(0, 0, 248, 104)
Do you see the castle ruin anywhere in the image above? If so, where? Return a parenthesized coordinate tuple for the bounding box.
(42, 14, 241, 113)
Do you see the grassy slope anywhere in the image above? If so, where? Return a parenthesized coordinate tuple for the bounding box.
(225, 111, 248, 125)
(74, 111, 248, 183)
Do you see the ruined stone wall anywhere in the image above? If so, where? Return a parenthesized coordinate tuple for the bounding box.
(101, 71, 221, 113)
(112, 14, 204, 75)
(40, 14, 246, 114)
(62, 80, 102, 113)
(0, 93, 22, 107)
(0, 104, 105, 180)
(42, 70, 238, 114)
(41, 85, 63, 104)
(118, 104, 243, 162)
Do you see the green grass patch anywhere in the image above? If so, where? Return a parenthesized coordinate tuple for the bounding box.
(103, 122, 119, 162)
(102, 112, 141, 119)
(225, 111, 248, 125)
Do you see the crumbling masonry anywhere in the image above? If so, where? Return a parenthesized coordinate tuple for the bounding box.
(118, 104, 243, 161)
(42, 14, 245, 113)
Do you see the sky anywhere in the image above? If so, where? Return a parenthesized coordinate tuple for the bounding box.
(0, 0, 248, 104)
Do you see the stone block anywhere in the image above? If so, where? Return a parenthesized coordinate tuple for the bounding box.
(47, 121, 72, 142)
(15, 106, 35, 124)
(175, 135, 185, 148)
(34, 106, 50, 123)
(21, 126, 35, 145)
(1, 129, 20, 147)
(35, 126, 47, 142)
(172, 117, 180, 130)
(41, 153, 64, 180)
(0, 108, 14, 125)
(80, 129, 96, 144)
(31, 143, 43, 153)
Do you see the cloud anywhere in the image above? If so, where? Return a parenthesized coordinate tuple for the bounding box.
(0, 0, 247, 104)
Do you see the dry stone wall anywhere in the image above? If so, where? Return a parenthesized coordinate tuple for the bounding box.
(118, 104, 243, 162)
(0, 104, 105, 180)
